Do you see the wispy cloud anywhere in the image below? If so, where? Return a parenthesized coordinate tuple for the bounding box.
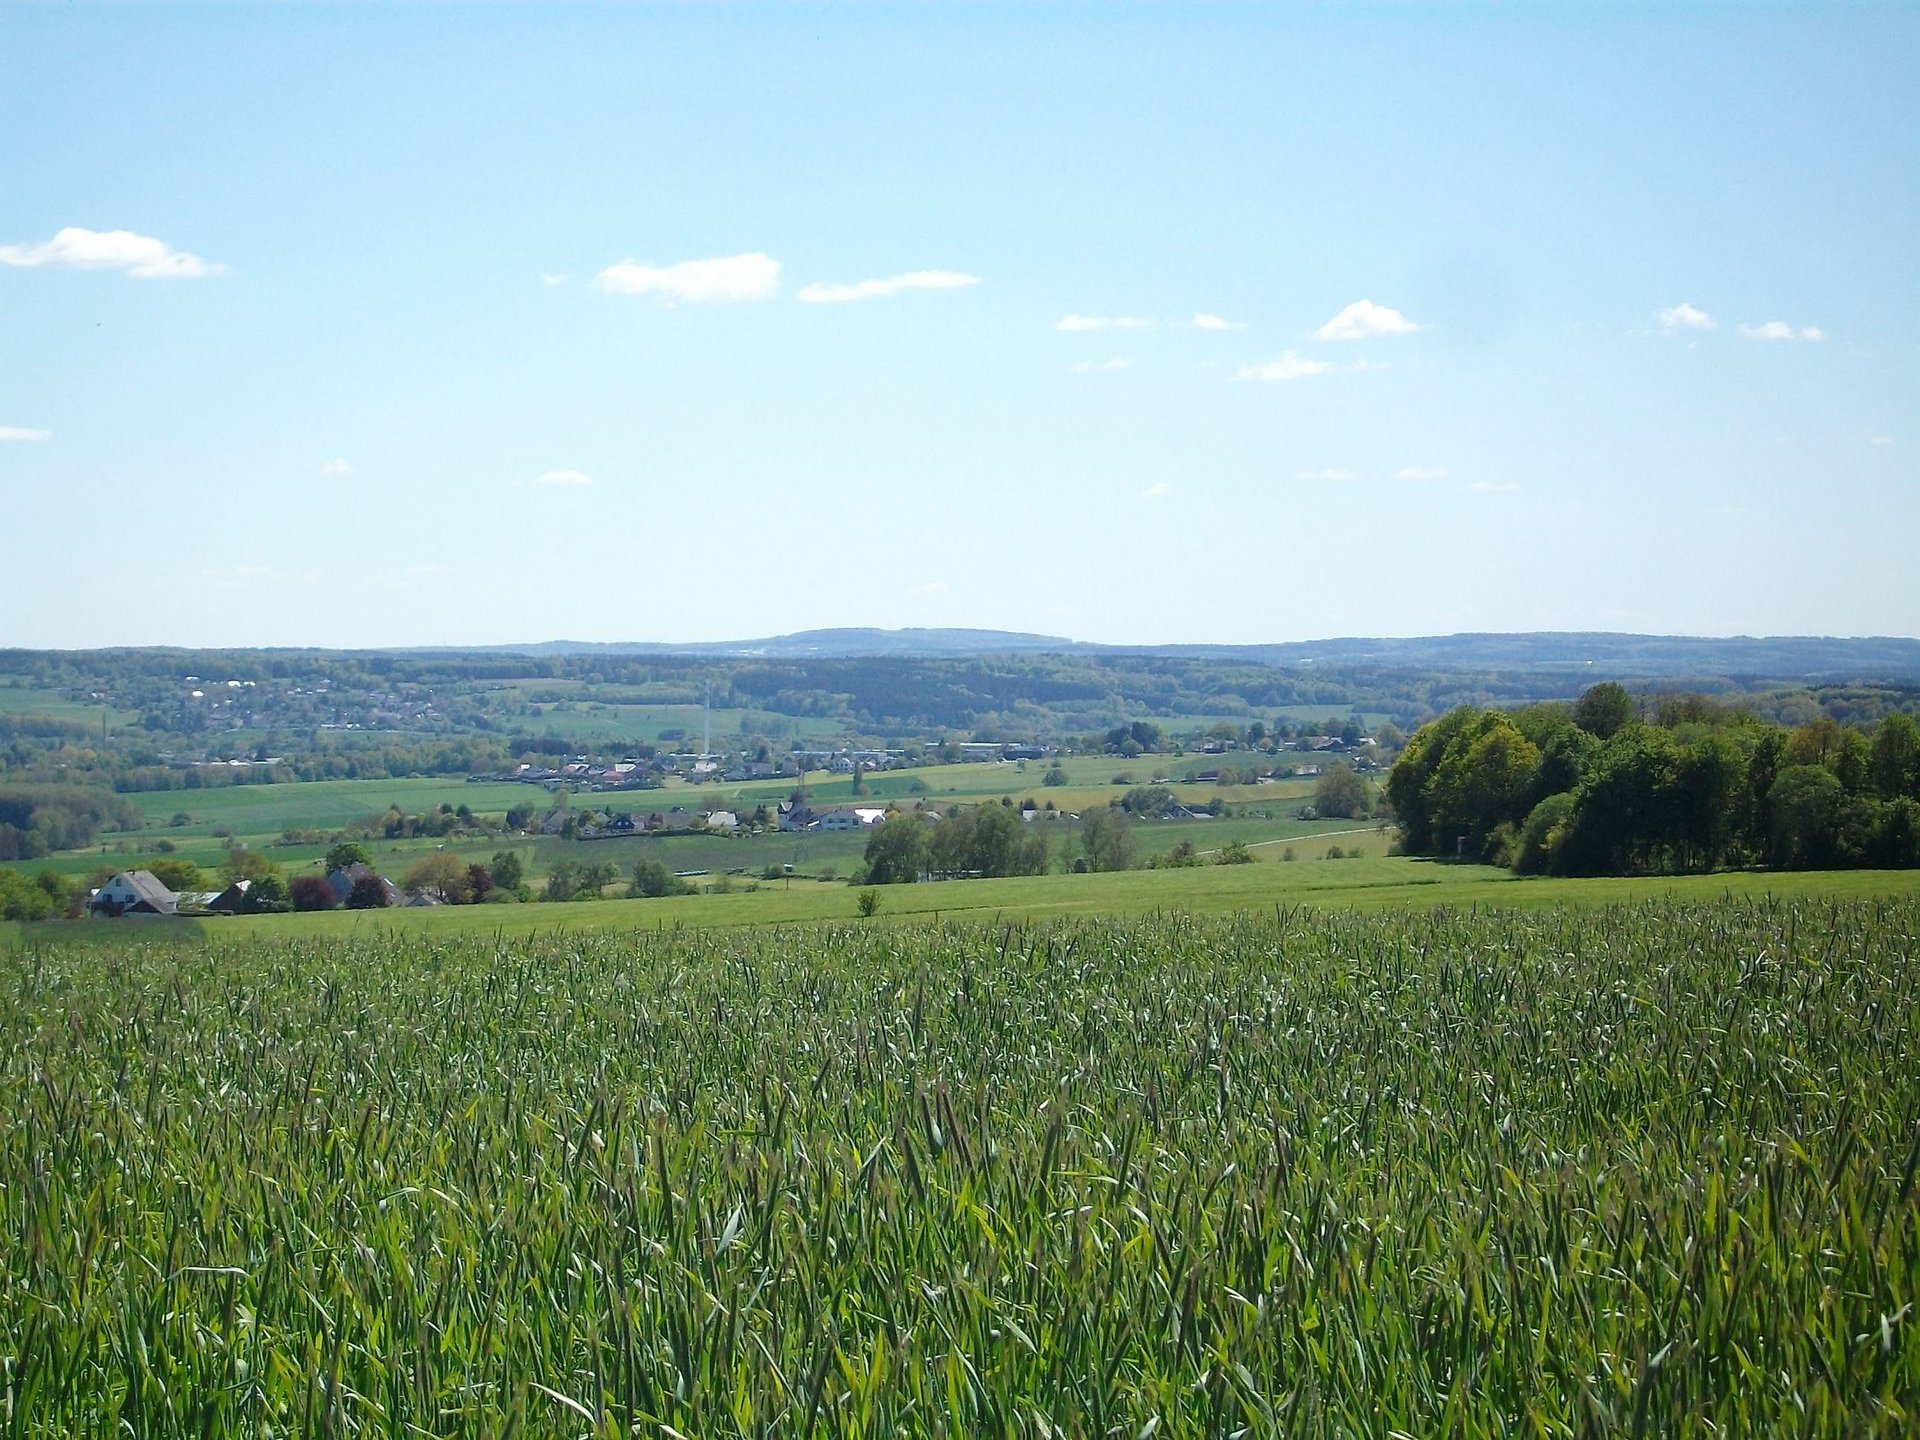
(1740, 320, 1823, 341)
(1394, 465, 1448, 481)
(1140, 482, 1171, 500)
(1069, 357, 1133, 374)
(0, 226, 224, 278)
(1192, 313, 1244, 331)
(799, 270, 979, 304)
(1236, 351, 1333, 382)
(596, 252, 780, 303)
(1471, 481, 1519, 493)
(1657, 302, 1716, 332)
(540, 273, 567, 288)
(1056, 314, 1154, 332)
(533, 468, 594, 487)
(320, 458, 353, 477)
(908, 580, 950, 598)
(1295, 468, 1354, 482)
(1316, 299, 1419, 341)
(1870, 435, 1894, 446)
(0, 426, 51, 443)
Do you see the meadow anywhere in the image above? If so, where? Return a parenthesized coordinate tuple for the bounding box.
(1, 896, 1914, 1434)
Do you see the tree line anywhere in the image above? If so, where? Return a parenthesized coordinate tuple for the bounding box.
(1387, 684, 1920, 875)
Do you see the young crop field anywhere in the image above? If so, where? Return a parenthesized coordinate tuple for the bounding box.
(2, 898, 1916, 1434)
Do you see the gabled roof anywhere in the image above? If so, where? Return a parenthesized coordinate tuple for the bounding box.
(120, 870, 178, 907)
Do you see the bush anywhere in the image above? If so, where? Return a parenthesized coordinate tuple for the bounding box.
(289, 875, 335, 911)
(856, 889, 881, 918)
(1215, 841, 1255, 865)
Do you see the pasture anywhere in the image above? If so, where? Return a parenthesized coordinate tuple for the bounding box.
(1, 897, 1913, 1433)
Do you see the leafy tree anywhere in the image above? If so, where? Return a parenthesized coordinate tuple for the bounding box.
(241, 871, 290, 913)
(487, 850, 525, 892)
(403, 851, 473, 904)
(325, 840, 373, 873)
(863, 814, 930, 884)
(856, 888, 881, 918)
(465, 863, 494, 902)
(345, 873, 392, 909)
(146, 857, 206, 894)
(1313, 763, 1370, 819)
(630, 859, 690, 898)
(0, 870, 55, 922)
(1385, 707, 1481, 852)
(1513, 792, 1576, 875)
(1081, 805, 1136, 873)
(1572, 682, 1633, 740)
(1424, 714, 1540, 859)
(288, 875, 335, 911)
(220, 846, 279, 885)
(1871, 713, 1920, 801)
(1767, 765, 1844, 868)
(1121, 784, 1175, 817)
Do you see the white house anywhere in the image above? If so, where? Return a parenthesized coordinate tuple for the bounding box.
(89, 870, 177, 917)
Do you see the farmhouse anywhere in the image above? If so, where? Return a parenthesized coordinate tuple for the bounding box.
(89, 870, 177, 918)
(325, 864, 405, 908)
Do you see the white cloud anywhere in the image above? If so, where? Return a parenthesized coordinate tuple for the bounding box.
(320, 458, 352, 477)
(540, 273, 567, 288)
(1295, 468, 1355, 482)
(1056, 314, 1154, 331)
(596, 252, 780, 303)
(798, 270, 979, 304)
(533, 468, 594, 487)
(1235, 351, 1334, 382)
(0, 226, 224, 278)
(0, 426, 51, 442)
(1471, 481, 1519, 493)
(908, 580, 950, 598)
(1069, 357, 1133, 374)
(1193, 313, 1244, 331)
(1739, 320, 1823, 342)
(1140, 482, 1171, 500)
(1316, 299, 1420, 341)
(1394, 466, 1448, 481)
(1870, 435, 1894, 446)
(1657, 302, 1716, 332)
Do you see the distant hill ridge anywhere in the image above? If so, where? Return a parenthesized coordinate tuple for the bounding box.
(451, 630, 1920, 679)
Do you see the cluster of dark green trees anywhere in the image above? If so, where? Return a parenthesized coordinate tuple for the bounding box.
(862, 806, 1052, 883)
(1388, 684, 1920, 875)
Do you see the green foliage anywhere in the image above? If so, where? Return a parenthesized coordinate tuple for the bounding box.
(1312, 761, 1371, 819)
(324, 839, 373, 873)
(1392, 700, 1920, 878)
(5, 901, 1914, 1432)
(1080, 804, 1136, 873)
(145, 857, 207, 894)
(487, 849, 525, 892)
(1571, 681, 1633, 739)
(863, 813, 930, 885)
(1214, 840, 1255, 865)
(856, 887, 881, 918)
(629, 858, 692, 899)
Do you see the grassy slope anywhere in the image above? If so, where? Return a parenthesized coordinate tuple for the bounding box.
(10, 857, 1915, 950)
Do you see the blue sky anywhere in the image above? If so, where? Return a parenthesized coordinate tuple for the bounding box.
(3, 3, 1914, 648)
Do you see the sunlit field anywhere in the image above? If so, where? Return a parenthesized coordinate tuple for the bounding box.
(3, 897, 1915, 1433)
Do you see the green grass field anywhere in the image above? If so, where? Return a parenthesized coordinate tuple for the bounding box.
(2, 897, 1913, 1432)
